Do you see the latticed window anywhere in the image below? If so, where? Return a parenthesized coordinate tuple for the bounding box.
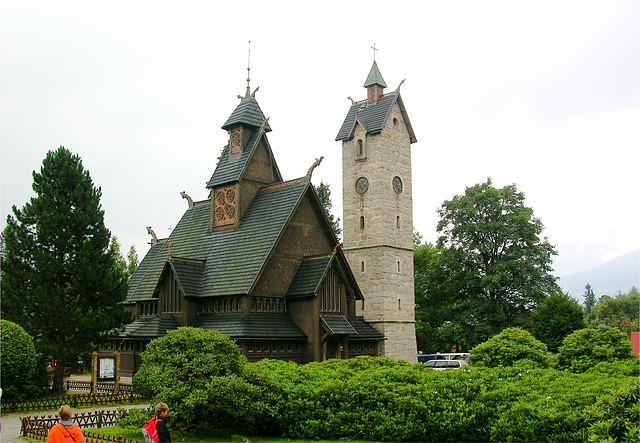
(320, 268, 344, 312)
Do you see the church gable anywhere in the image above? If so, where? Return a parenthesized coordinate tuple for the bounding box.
(251, 183, 335, 296)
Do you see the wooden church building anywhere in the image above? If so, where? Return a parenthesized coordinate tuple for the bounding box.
(107, 80, 384, 376)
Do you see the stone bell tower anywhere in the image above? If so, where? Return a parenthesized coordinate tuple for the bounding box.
(335, 59, 418, 362)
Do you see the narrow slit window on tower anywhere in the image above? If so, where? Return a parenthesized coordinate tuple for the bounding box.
(396, 216, 400, 229)
(357, 139, 364, 156)
(360, 216, 365, 229)
(361, 261, 365, 272)
(397, 261, 401, 272)
(393, 117, 398, 126)
(398, 298, 402, 310)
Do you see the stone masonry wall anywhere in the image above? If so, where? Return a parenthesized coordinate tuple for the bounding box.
(342, 101, 417, 363)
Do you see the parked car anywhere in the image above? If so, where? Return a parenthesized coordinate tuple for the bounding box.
(425, 359, 468, 370)
(418, 352, 470, 363)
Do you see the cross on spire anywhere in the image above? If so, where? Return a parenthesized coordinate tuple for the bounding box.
(371, 43, 378, 61)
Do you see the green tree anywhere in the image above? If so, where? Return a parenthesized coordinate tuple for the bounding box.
(0, 319, 49, 399)
(1, 146, 132, 393)
(314, 180, 341, 241)
(530, 291, 586, 353)
(434, 178, 559, 344)
(109, 236, 138, 279)
(126, 245, 139, 278)
(468, 327, 550, 368)
(414, 242, 488, 353)
(593, 287, 639, 335)
(583, 283, 597, 324)
(556, 325, 633, 372)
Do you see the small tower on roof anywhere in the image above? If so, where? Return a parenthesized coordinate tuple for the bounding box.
(207, 50, 281, 232)
(364, 60, 387, 104)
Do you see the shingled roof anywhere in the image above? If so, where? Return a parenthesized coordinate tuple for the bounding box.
(285, 255, 333, 298)
(117, 314, 179, 339)
(207, 128, 281, 188)
(335, 91, 417, 143)
(165, 258, 205, 298)
(194, 312, 307, 340)
(221, 95, 272, 132)
(363, 60, 387, 88)
(125, 178, 313, 302)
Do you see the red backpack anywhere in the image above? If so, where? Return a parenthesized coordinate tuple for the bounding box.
(142, 417, 159, 443)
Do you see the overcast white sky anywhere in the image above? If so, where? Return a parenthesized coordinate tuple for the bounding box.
(2, 1, 638, 283)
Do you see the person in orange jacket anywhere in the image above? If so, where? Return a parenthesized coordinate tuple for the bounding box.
(47, 405, 85, 442)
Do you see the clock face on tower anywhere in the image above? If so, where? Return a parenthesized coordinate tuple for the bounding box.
(356, 177, 369, 195)
(393, 176, 403, 194)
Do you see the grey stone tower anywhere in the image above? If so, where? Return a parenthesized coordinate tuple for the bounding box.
(336, 61, 418, 362)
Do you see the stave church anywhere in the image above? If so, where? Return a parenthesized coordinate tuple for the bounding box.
(105, 58, 417, 376)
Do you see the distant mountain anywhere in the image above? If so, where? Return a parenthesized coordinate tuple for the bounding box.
(558, 249, 639, 301)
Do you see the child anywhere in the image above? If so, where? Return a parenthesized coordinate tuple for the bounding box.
(154, 402, 171, 442)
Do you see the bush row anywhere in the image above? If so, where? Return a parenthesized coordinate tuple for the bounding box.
(128, 327, 638, 442)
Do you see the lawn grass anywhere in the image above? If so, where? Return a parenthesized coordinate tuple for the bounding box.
(88, 426, 378, 442)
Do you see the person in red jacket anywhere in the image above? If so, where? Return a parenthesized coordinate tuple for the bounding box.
(47, 405, 85, 442)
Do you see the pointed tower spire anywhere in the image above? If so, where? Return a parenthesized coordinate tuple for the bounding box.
(364, 52, 387, 104)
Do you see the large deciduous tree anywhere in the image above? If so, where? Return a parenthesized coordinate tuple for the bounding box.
(1, 146, 132, 393)
(415, 178, 559, 350)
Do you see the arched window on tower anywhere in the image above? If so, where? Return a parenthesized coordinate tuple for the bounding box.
(360, 216, 365, 229)
(357, 139, 364, 156)
(396, 216, 400, 229)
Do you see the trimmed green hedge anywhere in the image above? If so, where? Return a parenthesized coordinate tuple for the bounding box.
(254, 357, 636, 442)
(127, 327, 638, 441)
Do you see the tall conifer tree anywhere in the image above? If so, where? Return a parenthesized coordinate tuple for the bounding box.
(1, 146, 132, 393)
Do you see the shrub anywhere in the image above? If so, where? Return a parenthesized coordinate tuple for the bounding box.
(556, 326, 633, 373)
(468, 327, 550, 368)
(132, 327, 281, 435)
(0, 319, 48, 399)
(586, 380, 639, 442)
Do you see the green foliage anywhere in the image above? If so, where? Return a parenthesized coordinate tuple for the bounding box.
(1, 146, 132, 393)
(109, 237, 138, 279)
(0, 320, 48, 399)
(128, 346, 635, 442)
(414, 178, 560, 352)
(133, 327, 281, 435)
(556, 326, 633, 372)
(584, 283, 597, 323)
(593, 287, 639, 334)
(586, 380, 639, 442)
(469, 327, 550, 368)
(253, 356, 629, 442)
(531, 291, 586, 352)
(313, 180, 341, 242)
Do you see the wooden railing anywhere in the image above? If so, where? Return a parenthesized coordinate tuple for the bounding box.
(20, 408, 144, 442)
(2, 389, 151, 414)
(61, 380, 136, 394)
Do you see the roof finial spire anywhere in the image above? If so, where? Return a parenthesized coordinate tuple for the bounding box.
(371, 43, 378, 61)
(245, 41, 251, 98)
